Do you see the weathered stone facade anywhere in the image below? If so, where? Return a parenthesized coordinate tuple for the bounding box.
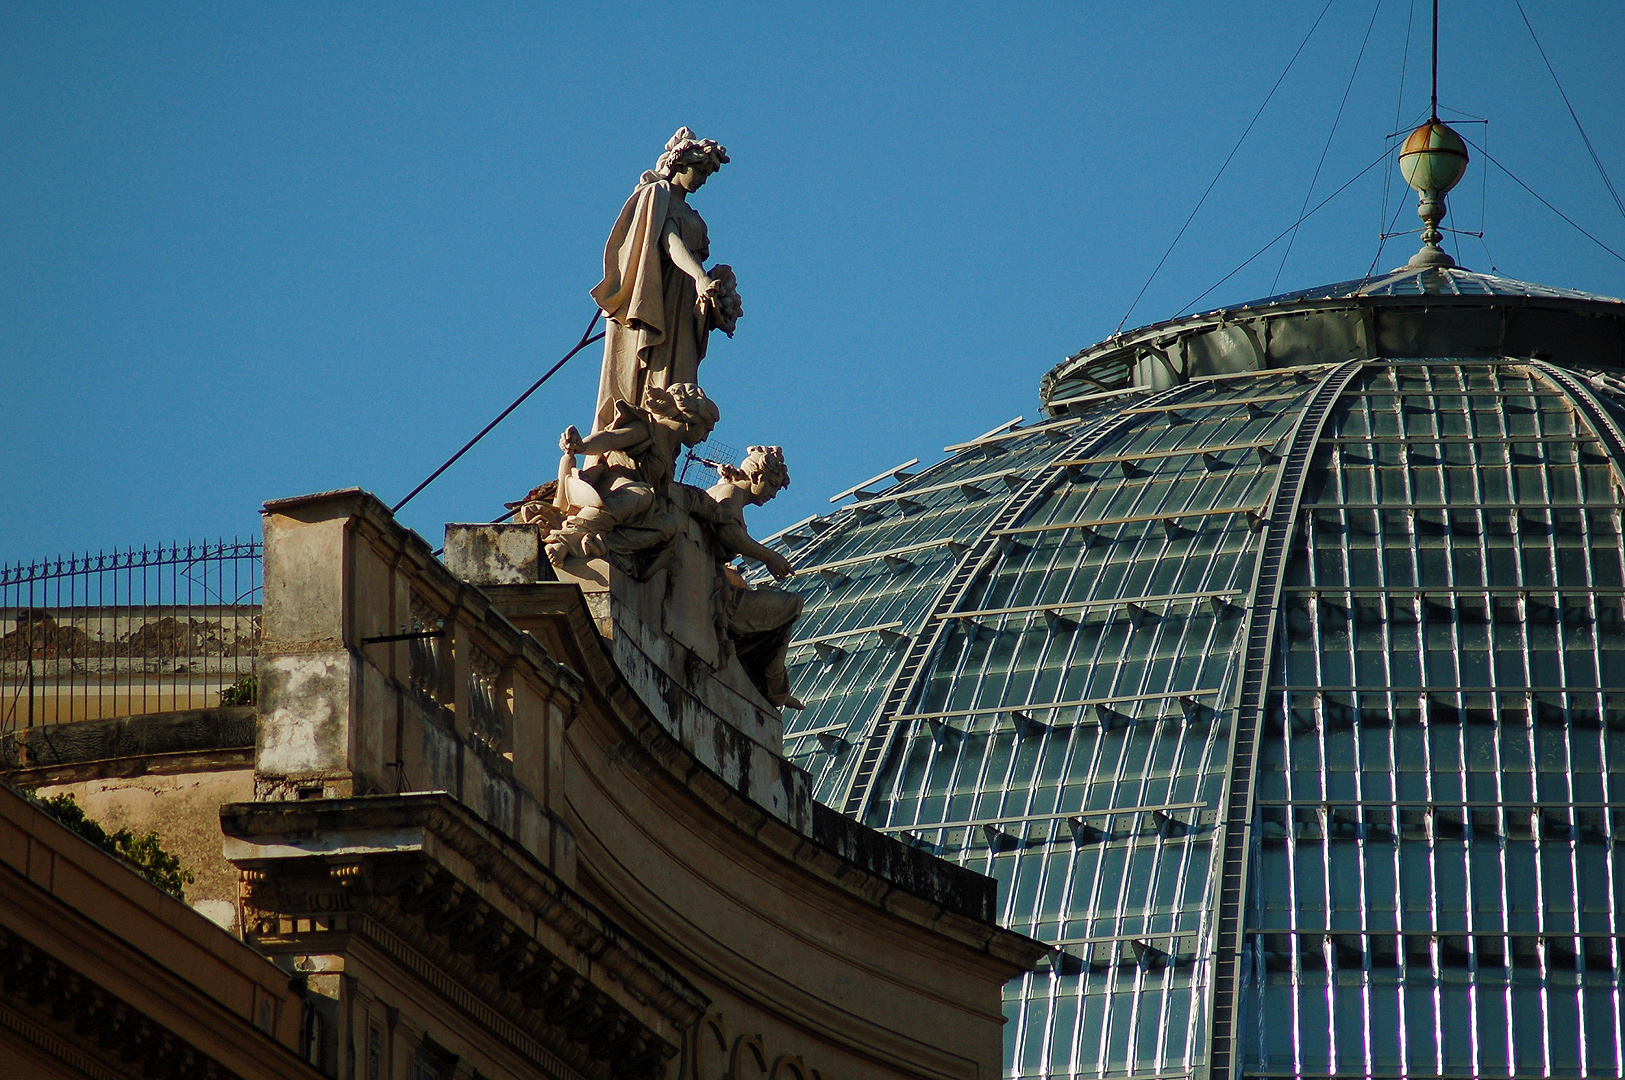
(229, 487, 1043, 1079)
(0, 782, 320, 1079)
(1, 485, 1042, 1079)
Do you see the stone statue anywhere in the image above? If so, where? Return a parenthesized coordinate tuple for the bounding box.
(694, 446, 804, 710)
(543, 383, 719, 566)
(506, 131, 804, 709)
(589, 128, 742, 435)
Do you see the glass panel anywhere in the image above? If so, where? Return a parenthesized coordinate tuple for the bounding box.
(855, 373, 1315, 1078)
(1250, 362, 1625, 1079)
(778, 360, 1625, 1079)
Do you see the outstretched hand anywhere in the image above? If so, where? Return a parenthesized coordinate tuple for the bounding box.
(559, 426, 584, 455)
(642, 385, 676, 417)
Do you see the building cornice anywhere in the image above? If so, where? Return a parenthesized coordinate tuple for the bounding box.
(0, 786, 318, 1080)
(223, 792, 705, 1080)
(486, 583, 1051, 974)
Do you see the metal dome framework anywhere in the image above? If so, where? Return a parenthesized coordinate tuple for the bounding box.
(756, 271, 1625, 1080)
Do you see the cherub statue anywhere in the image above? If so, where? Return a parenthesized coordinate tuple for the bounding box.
(697, 446, 805, 709)
(543, 383, 719, 566)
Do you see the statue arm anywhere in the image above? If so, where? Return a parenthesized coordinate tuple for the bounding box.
(663, 219, 714, 294)
(716, 521, 794, 580)
(562, 421, 647, 457)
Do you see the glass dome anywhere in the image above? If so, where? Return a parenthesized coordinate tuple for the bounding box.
(754, 268, 1625, 1080)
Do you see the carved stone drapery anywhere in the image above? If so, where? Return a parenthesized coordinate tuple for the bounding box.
(590, 129, 739, 436)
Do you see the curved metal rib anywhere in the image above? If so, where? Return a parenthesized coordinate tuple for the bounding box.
(1204, 359, 1365, 1080)
(836, 382, 1206, 818)
(1533, 362, 1625, 483)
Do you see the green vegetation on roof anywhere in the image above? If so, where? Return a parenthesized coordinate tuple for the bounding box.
(24, 788, 194, 899)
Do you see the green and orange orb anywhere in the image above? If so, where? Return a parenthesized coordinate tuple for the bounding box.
(1398, 119, 1470, 194)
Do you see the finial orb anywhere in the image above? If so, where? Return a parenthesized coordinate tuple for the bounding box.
(1399, 119, 1469, 194)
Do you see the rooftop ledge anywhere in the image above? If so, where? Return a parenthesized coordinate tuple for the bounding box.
(256, 488, 1049, 959)
(1042, 266, 1625, 412)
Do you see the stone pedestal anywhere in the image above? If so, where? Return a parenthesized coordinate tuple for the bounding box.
(445, 516, 783, 757)
(443, 521, 549, 585)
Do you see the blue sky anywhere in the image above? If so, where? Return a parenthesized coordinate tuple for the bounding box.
(4, 2, 1623, 564)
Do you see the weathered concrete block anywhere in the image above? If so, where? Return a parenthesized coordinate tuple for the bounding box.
(444, 523, 547, 585)
(263, 510, 348, 642)
(256, 651, 351, 778)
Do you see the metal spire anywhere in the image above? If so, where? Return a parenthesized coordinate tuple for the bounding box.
(1431, 0, 1439, 119)
(1401, 0, 1468, 269)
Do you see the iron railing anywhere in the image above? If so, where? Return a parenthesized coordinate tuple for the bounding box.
(0, 540, 262, 730)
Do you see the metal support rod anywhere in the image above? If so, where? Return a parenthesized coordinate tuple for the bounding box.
(361, 629, 448, 645)
(1205, 360, 1364, 1080)
(1431, 0, 1439, 119)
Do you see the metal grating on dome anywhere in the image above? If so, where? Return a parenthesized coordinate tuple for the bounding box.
(765, 347, 1625, 1080)
(1222, 266, 1625, 309)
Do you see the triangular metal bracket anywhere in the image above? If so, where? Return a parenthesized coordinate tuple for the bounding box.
(813, 641, 846, 663)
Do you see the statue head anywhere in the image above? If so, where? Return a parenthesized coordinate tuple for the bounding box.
(724, 445, 789, 504)
(655, 127, 729, 186)
(646, 382, 719, 446)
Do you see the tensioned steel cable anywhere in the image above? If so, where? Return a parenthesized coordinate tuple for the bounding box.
(1176, 144, 1393, 317)
(1367, 187, 1416, 279)
(1114, 0, 1336, 335)
(1462, 134, 1625, 267)
(1368, 0, 1419, 283)
(1512, 0, 1625, 227)
(1375, 0, 1417, 260)
(392, 310, 604, 514)
(1272, 0, 1383, 292)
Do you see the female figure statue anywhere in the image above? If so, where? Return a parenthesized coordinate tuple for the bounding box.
(589, 128, 742, 434)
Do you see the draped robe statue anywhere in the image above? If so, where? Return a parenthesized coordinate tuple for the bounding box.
(589, 128, 740, 434)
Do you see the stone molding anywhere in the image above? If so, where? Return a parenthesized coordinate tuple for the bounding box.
(0, 706, 255, 786)
(225, 793, 704, 1079)
(0, 993, 129, 1080)
(0, 926, 254, 1080)
(0, 784, 313, 1077)
(357, 904, 591, 1080)
(253, 488, 1044, 1080)
(485, 583, 1039, 952)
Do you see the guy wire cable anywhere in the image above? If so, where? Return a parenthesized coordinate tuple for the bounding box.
(1179, 144, 1393, 318)
(1115, 0, 1336, 335)
(392, 309, 604, 515)
(1272, 0, 1383, 292)
(1512, 0, 1625, 226)
(1460, 133, 1625, 267)
(1370, 0, 1417, 284)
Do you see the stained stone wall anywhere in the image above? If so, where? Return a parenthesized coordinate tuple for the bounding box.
(234, 487, 1043, 1080)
